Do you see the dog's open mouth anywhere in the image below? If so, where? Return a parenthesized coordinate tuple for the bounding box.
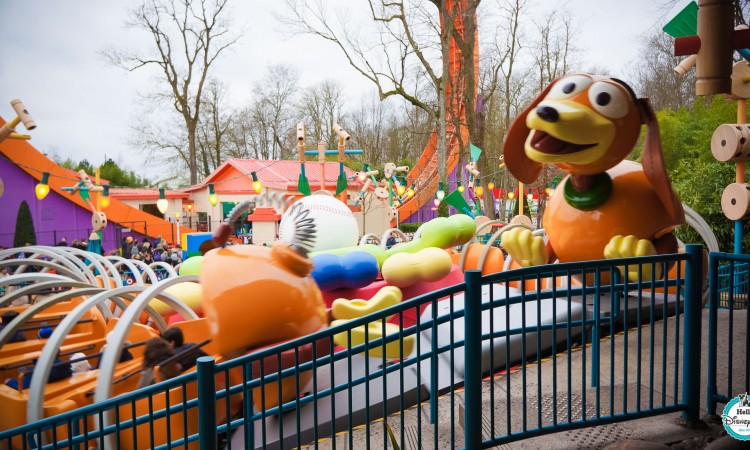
(530, 130, 596, 155)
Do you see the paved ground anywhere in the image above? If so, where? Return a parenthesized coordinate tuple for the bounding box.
(305, 307, 748, 449)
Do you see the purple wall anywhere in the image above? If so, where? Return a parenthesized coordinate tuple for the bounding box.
(402, 162, 461, 224)
(0, 158, 135, 252)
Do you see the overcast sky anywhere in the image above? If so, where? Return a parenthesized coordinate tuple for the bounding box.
(0, 0, 691, 181)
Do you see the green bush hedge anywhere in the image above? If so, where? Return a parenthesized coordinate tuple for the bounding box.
(398, 222, 422, 233)
(14, 201, 37, 247)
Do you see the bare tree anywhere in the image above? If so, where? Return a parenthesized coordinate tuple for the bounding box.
(282, 0, 451, 181)
(348, 93, 393, 165)
(103, 0, 240, 184)
(300, 80, 347, 149)
(197, 79, 234, 176)
(475, 0, 528, 218)
(225, 106, 255, 160)
(531, 10, 579, 92)
(253, 64, 300, 159)
(628, 30, 695, 111)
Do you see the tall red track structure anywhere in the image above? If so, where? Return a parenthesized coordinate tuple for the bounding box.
(398, 0, 478, 222)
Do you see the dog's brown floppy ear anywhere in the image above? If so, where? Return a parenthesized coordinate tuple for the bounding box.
(502, 81, 556, 184)
(639, 98, 685, 225)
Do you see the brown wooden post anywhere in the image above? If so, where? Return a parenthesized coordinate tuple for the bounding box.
(696, 0, 733, 95)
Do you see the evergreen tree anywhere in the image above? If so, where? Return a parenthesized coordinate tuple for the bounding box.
(13, 201, 37, 247)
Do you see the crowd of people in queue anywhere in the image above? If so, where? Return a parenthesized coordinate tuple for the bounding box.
(120, 236, 183, 266)
(55, 236, 92, 251)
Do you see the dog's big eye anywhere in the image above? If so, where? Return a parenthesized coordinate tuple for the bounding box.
(588, 82, 629, 119)
(546, 75, 592, 100)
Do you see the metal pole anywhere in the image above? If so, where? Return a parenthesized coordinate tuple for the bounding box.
(463, 270, 483, 449)
(735, 221, 743, 254)
(681, 244, 703, 424)
(197, 356, 217, 450)
(707, 253, 719, 416)
(735, 100, 745, 253)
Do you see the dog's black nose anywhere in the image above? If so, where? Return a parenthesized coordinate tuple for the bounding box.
(536, 106, 559, 122)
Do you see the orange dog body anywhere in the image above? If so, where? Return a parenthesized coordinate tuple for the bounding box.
(545, 161, 680, 264)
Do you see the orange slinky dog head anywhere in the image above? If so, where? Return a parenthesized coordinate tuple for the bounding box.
(503, 74, 682, 222)
(504, 74, 645, 182)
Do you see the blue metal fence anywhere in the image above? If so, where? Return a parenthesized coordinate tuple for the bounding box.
(707, 252, 750, 416)
(0, 246, 704, 449)
(715, 260, 749, 309)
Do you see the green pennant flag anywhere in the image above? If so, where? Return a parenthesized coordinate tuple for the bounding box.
(298, 163, 311, 196)
(336, 162, 348, 195)
(444, 189, 475, 218)
(475, 198, 483, 215)
(470, 144, 482, 162)
(662, 1, 697, 38)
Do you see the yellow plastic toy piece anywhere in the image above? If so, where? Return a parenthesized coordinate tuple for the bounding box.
(603, 234, 661, 281)
(331, 286, 403, 321)
(501, 227, 548, 267)
(149, 282, 203, 315)
(380, 247, 452, 288)
(330, 286, 414, 359)
(331, 320, 415, 360)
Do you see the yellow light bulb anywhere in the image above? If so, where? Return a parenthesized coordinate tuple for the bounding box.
(397, 185, 406, 196)
(253, 180, 263, 194)
(35, 172, 50, 200)
(476, 186, 484, 197)
(407, 189, 414, 198)
(101, 196, 110, 209)
(209, 194, 218, 206)
(35, 183, 50, 200)
(458, 185, 465, 193)
(508, 192, 515, 200)
(488, 182, 495, 190)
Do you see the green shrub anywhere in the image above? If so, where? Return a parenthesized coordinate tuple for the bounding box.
(13, 201, 37, 247)
(398, 222, 422, 233)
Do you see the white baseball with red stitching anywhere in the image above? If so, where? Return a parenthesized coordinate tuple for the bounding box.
(279, 195, 358, 252)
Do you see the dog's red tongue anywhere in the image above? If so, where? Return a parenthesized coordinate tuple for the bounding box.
(530, 130, 595, 155)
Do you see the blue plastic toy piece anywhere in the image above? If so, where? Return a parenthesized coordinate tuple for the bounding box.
(311, 251, 379, 291)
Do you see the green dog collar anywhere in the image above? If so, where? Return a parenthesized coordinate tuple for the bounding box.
(563, 173, 612, 210)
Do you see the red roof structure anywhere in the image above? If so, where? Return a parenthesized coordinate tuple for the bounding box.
(246, 207, 281, 222)
(184, 159, 359, 193)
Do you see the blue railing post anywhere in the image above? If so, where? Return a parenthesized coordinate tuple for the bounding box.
(463, 270, 482, 449)
(197, 356, 217, 450)
(591, 270, 601, 388)
(681, 244, 703, 424)
(735, 220, 743, 254)
(707, 253, 720, 416)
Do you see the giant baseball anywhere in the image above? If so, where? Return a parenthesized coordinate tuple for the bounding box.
(279, 195, 359, 252)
